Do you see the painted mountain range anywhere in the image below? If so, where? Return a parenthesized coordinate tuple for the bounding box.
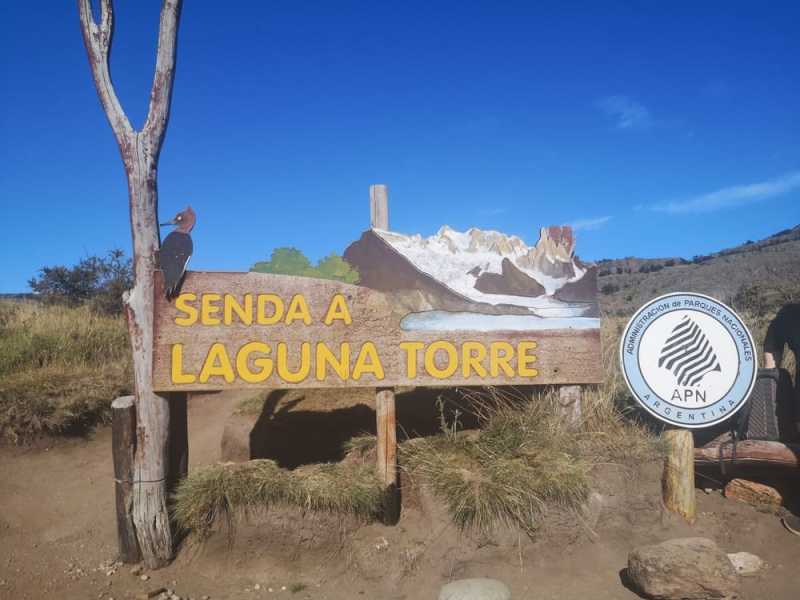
(343, 225, 599, 327)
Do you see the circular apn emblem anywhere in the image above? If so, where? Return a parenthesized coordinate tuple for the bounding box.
(620, 292, 757, 428)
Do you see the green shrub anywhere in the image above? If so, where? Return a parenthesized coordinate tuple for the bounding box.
(251, 247, 359, 284)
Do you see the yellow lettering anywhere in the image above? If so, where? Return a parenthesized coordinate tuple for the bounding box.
(236, 341, 273, 383)
(517, 341, 538, 377)
(170, 344, 196, 383)
(257, 294, 284, 325)
(224, 294, 253, 325)
(315, 342, 350, 380)
(323, 294, 352, 325)
(276, 342, 311, 383)
(489, 341, 515, 377)
(424, 341, 458, 379)
(198, 343, 235, 383)
(352, 342, 384, 380)
(285, 294, 312, 325)
(201, 293, 222, 325)
(399, 341, 425, 378)
(461, 341, 488, 378)
(174, 293, 198, 326)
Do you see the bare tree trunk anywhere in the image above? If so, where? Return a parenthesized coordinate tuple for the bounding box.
(78, 0, 182, 568)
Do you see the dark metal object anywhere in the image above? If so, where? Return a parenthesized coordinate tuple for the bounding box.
(159, 206, 195, 298)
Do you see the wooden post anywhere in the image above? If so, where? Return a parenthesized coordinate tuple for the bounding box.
(370, 184, 389, 230)
(370, 184, 398, 521)
(79, 0, 183, 568)
(376, 387, 399, 523)
(662, 428, 696, 523)
(557, 384, 582, 428)
(112, 396, 141, 563)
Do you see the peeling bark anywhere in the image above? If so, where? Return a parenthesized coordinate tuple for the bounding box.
(78, 0, 182, 568)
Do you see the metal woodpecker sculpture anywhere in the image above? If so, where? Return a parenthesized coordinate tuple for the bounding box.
(159, 206, 196, 298)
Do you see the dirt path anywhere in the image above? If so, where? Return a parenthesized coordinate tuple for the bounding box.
(1, 392, 798, 599)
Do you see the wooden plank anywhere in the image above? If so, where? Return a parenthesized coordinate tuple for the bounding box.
(370, 184, 389, 229)
(151, 271, 602, 391)
(375, 387, 399, 523)
(111, 396, 141, 563)
(662, 428, 696, 523)
(695, 440, 800, 470)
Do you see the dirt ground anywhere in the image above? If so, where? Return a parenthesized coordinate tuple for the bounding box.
(1, 391, 799, 600)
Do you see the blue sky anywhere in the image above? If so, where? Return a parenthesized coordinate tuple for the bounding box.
(1, 1, 798, 292)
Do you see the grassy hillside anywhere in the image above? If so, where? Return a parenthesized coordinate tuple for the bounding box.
(0, 300, 132, 442)
(597, 225, 800, 315)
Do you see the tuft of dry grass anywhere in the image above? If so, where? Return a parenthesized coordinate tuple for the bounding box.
(172, 459, 383, 539)
(0, 300, 131, 442)
(400, 389, 589, 536)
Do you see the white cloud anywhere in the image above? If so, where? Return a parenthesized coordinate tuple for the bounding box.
(570, 216, 612, 231)
(596, 96, 652, 130)
(651, 171, 800, 214)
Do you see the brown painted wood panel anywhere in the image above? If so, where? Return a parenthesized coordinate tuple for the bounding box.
(152, 271, 601, 391)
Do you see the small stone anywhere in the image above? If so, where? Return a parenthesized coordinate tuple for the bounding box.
(202, 596, 210, 600)
(254, 584, 261, 591)
(280, 586, 286, 591)
(141, 574, 150, 582)
(727, 552, 764, 576)
(439, 578, 511, 600)
(131, 566, 143, 577)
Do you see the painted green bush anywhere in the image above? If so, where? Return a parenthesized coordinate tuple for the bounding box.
(250, 247, 359, 284)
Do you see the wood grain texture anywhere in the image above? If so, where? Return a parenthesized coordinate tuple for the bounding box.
(375, 388, 399, 523)
(662, 428, 696, 524)
(695, 440, 800, 470)
(152, 271, 602, 391)
(78, 0, 182, 568)
(111, 396, 141, 564)
(370, 184, 389, 229)
(557, 384, 582, 428)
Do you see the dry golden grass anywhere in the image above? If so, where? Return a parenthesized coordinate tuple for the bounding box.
(0, 300, 132, 442)
(172, 459, 383, 539)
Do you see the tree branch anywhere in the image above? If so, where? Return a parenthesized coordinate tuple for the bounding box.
(142, 0, 182, 155)
(77, 0, 134, 151)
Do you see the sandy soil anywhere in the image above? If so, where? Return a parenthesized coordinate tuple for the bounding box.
(1, 391, 799, 600)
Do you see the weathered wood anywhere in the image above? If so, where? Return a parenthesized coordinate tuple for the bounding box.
(695, 440, 800, 470)
(662, 428, 696, 523)
(557, 384, 582, 427)
(151, 272, 602, 391)
(111, 396, 141, 563)
(370, 184, 389, 230)
(375, 387, 399, 523)
(78, 0, 183, 568)
(724, 478, 783, 507)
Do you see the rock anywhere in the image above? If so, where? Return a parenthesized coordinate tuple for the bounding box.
(140, 574, 150, 582)
(724, 479, 782, 507)
(627, 537, 738, 599)
(727, 552, 763, 576)
(438, 578, 511, 600)
(137, 589, 166, 600)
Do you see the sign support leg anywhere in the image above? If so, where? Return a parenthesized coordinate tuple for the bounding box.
(376, 386, 399, 524)
(662, 427, 696, 523)
(111, 396, 142, 563)
(558, 384, 582, 428)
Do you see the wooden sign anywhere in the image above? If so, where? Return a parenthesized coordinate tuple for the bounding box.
(152, 225, 601, 391)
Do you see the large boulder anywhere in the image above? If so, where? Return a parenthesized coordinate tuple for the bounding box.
(627, 537, 739, 600)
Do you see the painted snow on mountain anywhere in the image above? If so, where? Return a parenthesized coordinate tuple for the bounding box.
(401, 311, 601, 332)
(372, 225, 588, 312)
